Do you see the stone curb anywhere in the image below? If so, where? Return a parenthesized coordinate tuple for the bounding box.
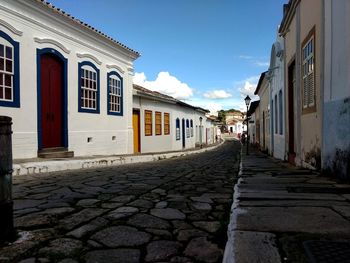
(223, 145, 283, 263)
(12, 141, 225, 176)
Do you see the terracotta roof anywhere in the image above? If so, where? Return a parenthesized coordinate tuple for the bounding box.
(133, 84, 209, 113)
(34, 0, 140, 57)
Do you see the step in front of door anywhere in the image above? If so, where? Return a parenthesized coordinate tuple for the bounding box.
(38, 148, 74, 159)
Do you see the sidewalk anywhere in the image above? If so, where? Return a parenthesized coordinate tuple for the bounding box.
(224, 146, 350, 263)
(11, 141, 223, 176)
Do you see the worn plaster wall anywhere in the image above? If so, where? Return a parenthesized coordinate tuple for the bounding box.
(322, 0, 350, 179)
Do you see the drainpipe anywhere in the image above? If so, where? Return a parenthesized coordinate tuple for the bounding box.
(0, 116, 15, 243)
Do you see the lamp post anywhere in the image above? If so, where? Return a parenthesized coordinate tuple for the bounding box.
(244, 95, 251, 155)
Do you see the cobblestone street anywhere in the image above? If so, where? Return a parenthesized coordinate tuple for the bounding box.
(0, 140, 241, 263)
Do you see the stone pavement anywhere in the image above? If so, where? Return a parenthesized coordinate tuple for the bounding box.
(224, 147, 350, 263)
(0, 140, 241, 263)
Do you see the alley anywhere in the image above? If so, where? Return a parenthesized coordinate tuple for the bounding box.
(0, 140, 241, 263)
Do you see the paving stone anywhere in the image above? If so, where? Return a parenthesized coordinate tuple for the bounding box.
(155, 201, 168, 208)
(172, 220, 193, 230)
(57, 259, 79, 263)
(177, 229, 208, 241)
(332, 205, 350, 218)
(106, 206, 139, 220)
(15, 214, 55, 229)
(170, 256, 193, 263)
(84, 249, 140, 263)
(190, 196, 214, 204)
(151, 208, 186, 220)
(87, 239, 103, 248)
(235, 206, 350, 235)
(91, 226, 151, 247)
(193, 221, 221, 233)
(184, 237, 222, 263)
(227, 231, 281, 263)
(110, 195, 135, 203)
(38, 207, 75, 216)
(59, 208, 107, 230)
(191, 202, 212, 211)
(76, 199, 100, 207)
(38, 238, 83, 259)
(14, 199, 46, 210)
(128, 199, 154, 208)
(67, 217, 109, 238)
(145, 228, 172, 239)
(128, 213, 170, 229)
(18, 258, 36, 263)
(100, 202, 123, 209)
(145, 240, 182, 262)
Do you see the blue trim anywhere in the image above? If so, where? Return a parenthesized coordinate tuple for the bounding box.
(0, 30, 20, 108)
(36, 48, 68, 150)
(176, 118, 180, 140)
(78, 61, 100, 114)
(107, 71, 123, 116)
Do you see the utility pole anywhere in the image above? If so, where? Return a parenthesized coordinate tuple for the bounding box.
(0, 116, 15, 243)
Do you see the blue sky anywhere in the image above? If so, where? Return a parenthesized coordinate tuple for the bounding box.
(49, 0, 286, 113)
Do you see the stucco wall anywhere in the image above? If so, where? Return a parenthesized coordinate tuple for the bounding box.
(322, 0, 350, 179)
(299, 0, 322, 169)
(258, 78, 270, 153)
(133, 95, 211, 153)
(0, 1, 136, 158)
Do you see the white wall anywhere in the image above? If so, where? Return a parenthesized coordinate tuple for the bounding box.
(0, 1, 136, 158)
(269, 35, 286, 160)
(133, 95, 210, 153)
(322, 0, 350, 179)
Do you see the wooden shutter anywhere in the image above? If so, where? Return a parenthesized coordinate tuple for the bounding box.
(155, 112, 162, 135)
(145, 110, 152, 136)
(164, 113, 170, 135)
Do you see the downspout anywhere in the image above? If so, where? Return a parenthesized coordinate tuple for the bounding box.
(320, 0, 326, 171)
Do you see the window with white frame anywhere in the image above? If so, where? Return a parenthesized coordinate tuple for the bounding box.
(0, 31, 19, 107)
(108, 72, 123, 115)
(79, 62, 99, 113)
(302, 30, 315, 110)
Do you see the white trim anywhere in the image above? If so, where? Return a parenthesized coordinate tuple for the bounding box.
(0, 18, 23, 36)
(77, 53, 102, 65)
(106, 64, 125, 74)
(34, 37, 71, 54)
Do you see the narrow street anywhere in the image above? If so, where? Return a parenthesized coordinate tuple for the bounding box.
(1, 140, 241, 263)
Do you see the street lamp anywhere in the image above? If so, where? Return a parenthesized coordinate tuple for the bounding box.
(244, 95, 251, 155)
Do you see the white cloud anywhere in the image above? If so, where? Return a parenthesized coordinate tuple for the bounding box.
(133, 71, 193, 100)
(203, 90, 232, 99)
(239, 55, 254, 60)
(254, 61, 269, 67)
(237, 76, 260, 103)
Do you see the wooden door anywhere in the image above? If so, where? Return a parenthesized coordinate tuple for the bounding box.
(133, 110, 140, 153)
(40, 54, 63, 148)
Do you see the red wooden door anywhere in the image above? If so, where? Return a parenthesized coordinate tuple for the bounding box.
(40, 54, 63, 148)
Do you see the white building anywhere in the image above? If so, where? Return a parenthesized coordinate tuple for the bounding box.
(225, 111, 244, 138)
(268, 32, 285, 160)
(322, 0, 350, 179)
(0, 0, 139, 159)
(247, 100, 260, 146)
(132, 85, 216, 154)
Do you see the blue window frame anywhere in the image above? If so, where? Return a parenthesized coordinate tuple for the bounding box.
(176, 118, 180, 140)
(107, 71, 123, 116)
(190, 119, 193, 137)
(0, 30, 20, 107)
(186, 119, 190, 138)
(78, 61, 100, 114)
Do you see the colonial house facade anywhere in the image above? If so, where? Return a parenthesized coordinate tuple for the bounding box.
(254, 71, 271, 154)
(322, 0, 350, 179)
(225, 111, 244, 138)
(247, 100, 260, 146)
(132, 85, 216, 154)
(268, 32, 285, 160)
(0, 0, 139, 159)
(279, 0, 323, 169)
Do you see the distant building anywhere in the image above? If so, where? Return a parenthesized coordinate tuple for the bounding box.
(225, 111, 244, 138)
(247, 100, 260, 146)
(254, 72, 270, 154)
(132, 85, 216, 154)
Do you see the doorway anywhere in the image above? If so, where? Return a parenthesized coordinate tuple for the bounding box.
(133, 109, 140, 153)
(288, 60, 296, 164)
(39, 51, 66, 149)
(182, 118, 186, 148)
